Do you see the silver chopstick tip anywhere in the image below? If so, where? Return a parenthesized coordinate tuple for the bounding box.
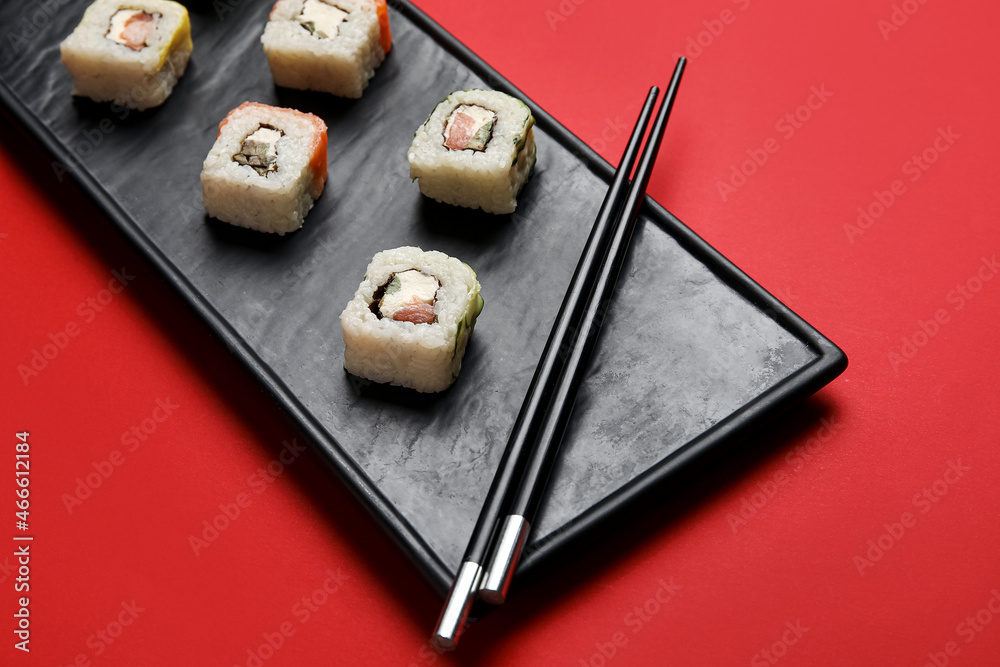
(432, 561, 483, 650)
(479, 515, 530, 605)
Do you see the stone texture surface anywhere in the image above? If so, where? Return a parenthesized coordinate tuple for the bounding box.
(1, 2, 817, 577)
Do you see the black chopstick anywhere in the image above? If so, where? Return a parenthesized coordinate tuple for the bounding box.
(431, 84, 663, 650)
(477, 56, 687, 608)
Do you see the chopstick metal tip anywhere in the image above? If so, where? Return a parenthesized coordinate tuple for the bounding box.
(479, 514, 530, 604)
(431, 561, 482, 650)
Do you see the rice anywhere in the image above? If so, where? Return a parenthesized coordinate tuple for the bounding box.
(261, 0, 385, 98)
(340, 247, 484, 393)
(200, 102, 328, 235)
(408, 89, 537, 214)
(59, 0, 193, 111)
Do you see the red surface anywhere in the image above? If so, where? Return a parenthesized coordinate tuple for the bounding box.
(3, 0, 1000, 664)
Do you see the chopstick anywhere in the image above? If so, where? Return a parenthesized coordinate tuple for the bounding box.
(432, 57, 686, 650)
(431, 86, 658, 650)
(479, 57, 687, 607)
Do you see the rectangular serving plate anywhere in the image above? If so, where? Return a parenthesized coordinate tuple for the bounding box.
(0, 0, 846, 595)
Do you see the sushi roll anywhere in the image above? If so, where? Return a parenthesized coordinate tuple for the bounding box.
(59, 0, 193, 111)
(261, 0, 391, 99)
(200, 102, 328, 235)
(407, 89, 537, 214)
(340, 247, 484, 393)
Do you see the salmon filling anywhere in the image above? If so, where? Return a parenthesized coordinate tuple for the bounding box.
(371, 270, 440, 324)
(106, 9, 160, 51)
(444, 105, 496, 152)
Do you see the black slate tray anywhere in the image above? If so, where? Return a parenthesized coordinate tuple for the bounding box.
(0, 0, 846, 594)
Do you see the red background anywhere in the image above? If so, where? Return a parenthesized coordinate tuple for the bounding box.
(3, 0, 1000, 665)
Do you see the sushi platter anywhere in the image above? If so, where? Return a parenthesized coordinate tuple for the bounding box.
(0, 0, 846, 594)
